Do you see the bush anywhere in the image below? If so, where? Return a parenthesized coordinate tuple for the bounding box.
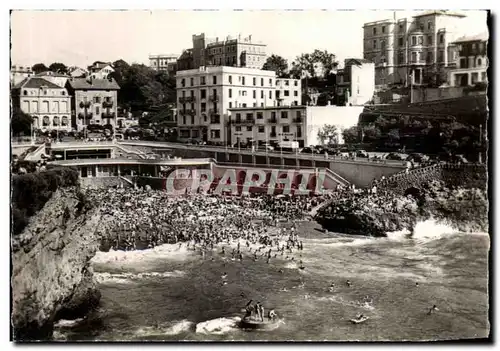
(11, 167, 80, 235)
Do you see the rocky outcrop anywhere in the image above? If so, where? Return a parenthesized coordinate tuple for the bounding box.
(11, 187, 102, 341)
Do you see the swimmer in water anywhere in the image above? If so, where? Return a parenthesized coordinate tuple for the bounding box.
(415, 282, 419, 287)
(346, 280, 352, 287)
(221, 272, 228, 279)
(279, 269, 284, 274)
(427, 305, 439, 315)
(221, 281, 228, 286)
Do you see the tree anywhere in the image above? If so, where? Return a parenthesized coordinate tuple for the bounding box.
(290, 49, 339, 79)
(11, 107, 33, 136)
(262, 54, 289, 78)
(317, 124, 338, 145)
(48, 62, 68, 74)
(31, 63, 48, 74)
(342, 126, 360, 144)
(423, 64, 447, 88)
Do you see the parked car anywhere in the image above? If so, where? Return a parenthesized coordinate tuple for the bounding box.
(300, 147, 320, 154)
(257, 143, 274, 151)
(356, 150, 369, 158)
(385, 152, 407, 161)
(407, 153, 429, 163)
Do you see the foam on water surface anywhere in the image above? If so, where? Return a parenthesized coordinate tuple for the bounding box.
(195, 316, 241, 335)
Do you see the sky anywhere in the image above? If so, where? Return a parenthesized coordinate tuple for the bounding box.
(10, 10, 488, 69)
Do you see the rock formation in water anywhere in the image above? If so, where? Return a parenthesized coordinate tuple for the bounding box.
(11, 187, 102, 341)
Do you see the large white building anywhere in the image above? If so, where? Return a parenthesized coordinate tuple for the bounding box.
(227, 105, 363, 147)
(275, 78, 302, 107)
(175, 66, 301, 144)
(12, 77, 72, 132)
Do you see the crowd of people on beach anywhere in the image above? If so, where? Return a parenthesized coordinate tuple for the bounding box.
(87, 188, 335, 257)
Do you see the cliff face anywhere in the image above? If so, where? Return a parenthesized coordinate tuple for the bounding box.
(11, 187, 102, 341)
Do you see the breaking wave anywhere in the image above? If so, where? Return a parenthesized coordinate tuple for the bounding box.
(195, 316, 241, 335)
(95, 271, 186, 285)
(134, 320, 194, 337)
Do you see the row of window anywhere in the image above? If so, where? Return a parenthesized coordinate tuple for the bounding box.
(23, 89, 66, 96)
(180, 76, 299, 88)
(371, 33, 446, 50)
(371, 21, 434, 36)
(234, 110, 302, 120)
(181, 88, 299, 99)
(22, 100, 69, 114)
(234, 125, 301, 134)
(32, 116, 70, 127)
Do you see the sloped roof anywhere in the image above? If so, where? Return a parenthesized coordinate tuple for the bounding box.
(35, 71, 70, 78)
(453, 32, 489, 43)
(13, 77, 63, 90)
(413, 10, 466, 18)
(67, 77, 120, 90)
(346, 58, 373, 65)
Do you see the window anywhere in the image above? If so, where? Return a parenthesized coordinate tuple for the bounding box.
(382, 26, 385, 33)
(261, 90, 264, 98)
(478, 58, 482, 66)
(258, 126, 264, 133)
(229, 88, 232, 98)
(253, 77, 256, 86)
(398, 52, 404, 64)
(373, 40, 377, 49)
(93, 96, 101, 104)
(257, 112, 263, 119)
(213, 76, 217, 84)
(229, 102, 232, 108)
(253, 103, 257, 107)
(246, 113, 253, 120)
(438, 50, 444, 63)
(181, 79, 185, 87)
(459, 58, 467, 69)
(236, 126, 241, 132)
(471, 72, 479, 84)
(201, 89, 206, 99)
(242, 90, 247, 96)
(427, 35, 432, 45)
(269, 79, 272, 86)
(418, 52, 423, 62)
(296, 111, 301, 119)
(228, 75, 232, 84)
(439, 34, 444, 44)
(373, 27, 377, 35)
(246, 126, 252, 132)
(242, 76, 246, 85)
(427, 52, 433, 63)
(418, 36, 423, 45)
(411, 52, 417, 63)
(190, 90, 194, 97)
(211, 130, 221, 139)
(481, 72, 486, 81)
(95, 106, 100, 115)
(281, 111, 288, 119)
(479, 42, 484, 51)
(182, 116, 186, 124)
(283, 125, 290, 133)
(201, 76, 206, 85)
(412, 36, 416, 46)
(201, 102, 206, 112)
(269, 91, 272, 99)
(23, 90, 27, 95)
(284, 90, 290, 97)
(235, 113, 241, 120)
(261, 78, 264, 86)
(285, 80, 289, 86)
(294, 80, 298, 86)
(427, 21, 432, 30)
(294, 91, 298, 97)
(242, 103, 247, 107)
(399, 23, 403, 31)
(190, 78, 194, 86)
(253, 90, 256, 98)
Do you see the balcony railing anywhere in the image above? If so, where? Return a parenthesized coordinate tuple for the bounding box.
(293, 117, 303, 123)
(78, 112, 93, 119)
(210, 117, 221, 124)
(179, 96, 196, 103)
(268, 118, 278, 124)
(209, 95, 219, 102)
(79, 101, 91, 109)
(102, 100, 114, 108)
(232, 117, 255, 125)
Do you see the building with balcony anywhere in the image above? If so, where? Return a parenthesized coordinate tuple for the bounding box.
(177, 33, 267, 72)
(87, 61, 115, 80)
(448, 32, 488, 87)
(11, 77, 72, 132)
(275, 78, 302, 107)
(176, 66, 279, 144)
(227, 105, 363, 147)
(10, 65, 34, 87)
(363, 10, 467, 87)
(149, 54, 178, 75)
(66, 77, 120, 132)
(336, 59, 375, 106)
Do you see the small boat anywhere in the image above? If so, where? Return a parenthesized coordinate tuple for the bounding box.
(350, 316, 370, 324)
(239, 316, 282, 331)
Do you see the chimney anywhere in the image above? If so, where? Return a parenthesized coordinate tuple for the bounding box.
(249, 35, 252, 41)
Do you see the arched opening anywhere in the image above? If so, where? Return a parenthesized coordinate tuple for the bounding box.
(42, 116, 50, 127)
(53, 116, 60, 126)
(61, 116, 68, 126)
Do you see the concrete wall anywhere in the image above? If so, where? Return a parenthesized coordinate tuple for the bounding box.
(328, 160, 405, 188)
